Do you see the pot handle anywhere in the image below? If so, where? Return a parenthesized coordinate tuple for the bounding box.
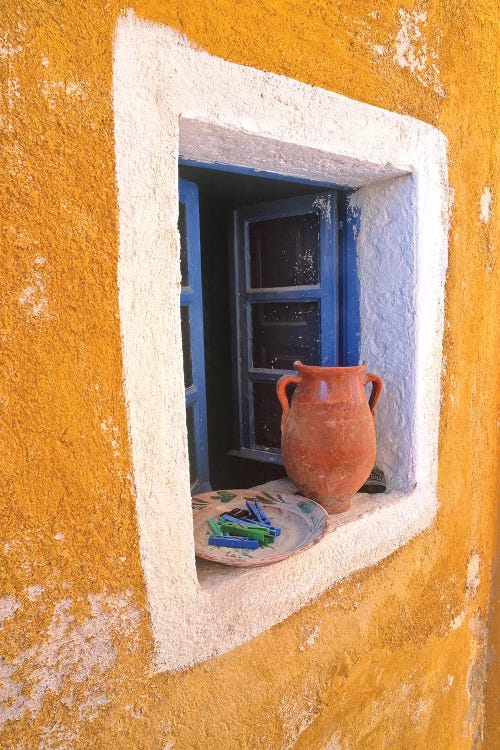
(276, 375, 301, 433)
(364, 373, 383, 415)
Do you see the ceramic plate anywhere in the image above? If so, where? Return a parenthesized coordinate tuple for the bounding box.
(192, 489, 329, 567)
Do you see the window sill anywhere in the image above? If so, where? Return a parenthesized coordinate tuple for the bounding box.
(189, 478, 437, 665)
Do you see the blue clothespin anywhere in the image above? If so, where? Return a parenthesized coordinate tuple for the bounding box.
(245, 500, 281, 536)
(246, 498, 270, 525)
(220, 513, 262, 527)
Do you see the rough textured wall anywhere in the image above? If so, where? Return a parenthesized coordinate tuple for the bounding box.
(0, 1, 498, 749)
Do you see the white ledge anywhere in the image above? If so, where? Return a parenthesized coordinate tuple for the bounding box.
(196, 480, 436, 592)
(193, 481, 438, 665)
(113, 12, 448, 671)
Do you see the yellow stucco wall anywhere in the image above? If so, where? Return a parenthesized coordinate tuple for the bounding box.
(1, 1, 498, 748)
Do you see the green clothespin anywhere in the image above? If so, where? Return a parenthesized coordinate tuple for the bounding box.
(219, 520, 274, 546)
(208, 518, 226, 537)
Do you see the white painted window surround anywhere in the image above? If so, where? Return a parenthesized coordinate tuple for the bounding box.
(113, 11, 448, 671)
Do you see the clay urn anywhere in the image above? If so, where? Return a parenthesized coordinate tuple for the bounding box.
(276, 361, 383, 513)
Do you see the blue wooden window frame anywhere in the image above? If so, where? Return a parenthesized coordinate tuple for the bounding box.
(179, 179, 210, 493)
(230, 190, 361, 464)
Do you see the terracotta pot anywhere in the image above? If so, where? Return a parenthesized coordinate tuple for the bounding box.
(276, 361, 383, 514)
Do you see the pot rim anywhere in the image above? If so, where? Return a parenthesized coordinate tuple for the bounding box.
(293, 360, 368, 375)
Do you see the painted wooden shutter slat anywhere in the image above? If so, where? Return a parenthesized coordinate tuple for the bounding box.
(178, 178, 210, 493)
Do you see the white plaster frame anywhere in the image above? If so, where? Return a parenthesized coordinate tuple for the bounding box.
(113, 11, 448, 671)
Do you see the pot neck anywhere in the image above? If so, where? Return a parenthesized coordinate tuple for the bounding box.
(294, 360, 367, 376)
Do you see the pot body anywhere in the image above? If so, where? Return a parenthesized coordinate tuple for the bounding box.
(277, 361, 383, 513)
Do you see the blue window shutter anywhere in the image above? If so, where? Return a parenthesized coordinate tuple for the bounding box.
(231, 191, 345, 464)
(178, 179, 210, 494)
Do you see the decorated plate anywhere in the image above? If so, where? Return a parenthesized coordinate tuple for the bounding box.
(192, 489, 329, 567)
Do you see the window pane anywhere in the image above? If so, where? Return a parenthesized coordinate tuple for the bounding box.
(178, 201, 189, 286)
(186, 405, 198, 490)
(253, 381, 296, 450)
(251, 301, 321, 370)
(249, 213, 320, 288)
(181, 306, 193, 388)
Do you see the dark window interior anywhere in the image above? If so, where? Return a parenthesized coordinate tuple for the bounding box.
(179, 164, 325, 489)
(251, 301, 321, 370)
(249, 213, 320, 288)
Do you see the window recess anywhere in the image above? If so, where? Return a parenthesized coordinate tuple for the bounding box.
(178, 166, 361, 485)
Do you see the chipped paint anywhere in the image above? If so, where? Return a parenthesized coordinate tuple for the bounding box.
(18, 257, 50, 319)
(299, 624, 321, 650)
(323, 732, 343, 750)
(39, 723, 79, 749)
(0, 31, 22, 59)
(279, 683, 322, 750)
(449, 609, 466, 630)
(100, 416, 121, 458)
(0, 592, 141, 728)
(26, 586, 44, 602)
(40, 80, 89, 110)
(0, 596, 21, 628)
(467, 554, 481, 596)
(479, 187, 493, 224)
(393, 8, 445, 96)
